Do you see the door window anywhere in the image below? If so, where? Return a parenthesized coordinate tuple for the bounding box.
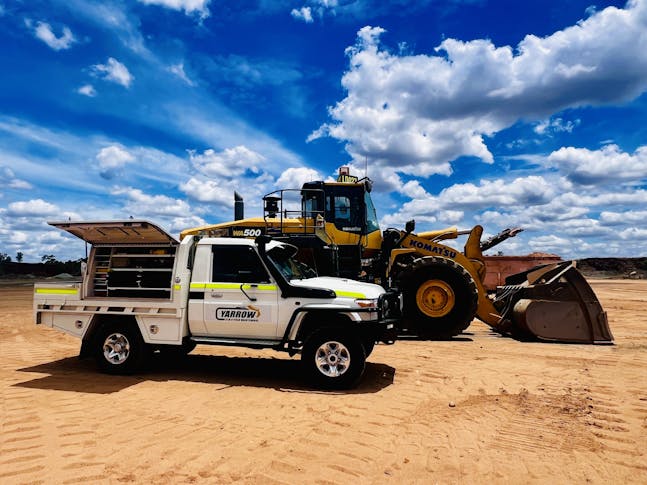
(212, 246, 270, 283)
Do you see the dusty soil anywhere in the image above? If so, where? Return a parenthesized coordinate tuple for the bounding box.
(1, 280, 646, 484)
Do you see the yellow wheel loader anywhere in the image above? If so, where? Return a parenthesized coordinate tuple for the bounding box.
(181, 170, 612, 344)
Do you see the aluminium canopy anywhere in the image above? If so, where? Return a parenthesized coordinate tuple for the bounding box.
(49, 220, 179, 245)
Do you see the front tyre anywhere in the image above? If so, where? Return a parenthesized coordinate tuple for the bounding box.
(362, 340, 375, 359)
(302, 330, 366, 389)
(402, 257, 478, 339)
(94, 322, 146, 375)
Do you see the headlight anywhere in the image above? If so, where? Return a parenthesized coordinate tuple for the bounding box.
(355, 298, 378, 309)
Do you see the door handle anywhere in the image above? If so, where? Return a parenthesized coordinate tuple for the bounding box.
(240, 284, 257, 302)
(210, 292, 223, 298)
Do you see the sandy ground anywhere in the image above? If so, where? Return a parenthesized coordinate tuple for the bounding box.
(1, 280, 646, 484)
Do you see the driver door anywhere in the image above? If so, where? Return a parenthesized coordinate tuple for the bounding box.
(202, 244, 280, 339)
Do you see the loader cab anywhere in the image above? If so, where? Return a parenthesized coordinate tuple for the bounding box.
(301, 179, 379, 238)
(299, 172, 382, 279)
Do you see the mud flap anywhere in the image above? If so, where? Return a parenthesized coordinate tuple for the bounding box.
(494, 261, 613, 344)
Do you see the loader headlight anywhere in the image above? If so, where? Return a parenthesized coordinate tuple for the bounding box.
(355, 298, 378, 309)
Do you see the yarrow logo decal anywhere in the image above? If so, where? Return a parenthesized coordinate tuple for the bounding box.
(216, 305, 261, 321)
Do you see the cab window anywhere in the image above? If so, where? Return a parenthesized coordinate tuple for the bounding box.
(325, 186, 365, 233)
(212, 246, 270, 283)
(334, 196, 351, 220)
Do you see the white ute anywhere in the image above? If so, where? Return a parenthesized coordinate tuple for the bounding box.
(34, 221, 397, 388)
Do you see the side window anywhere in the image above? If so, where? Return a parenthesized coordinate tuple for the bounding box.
(212, 246, 270, 283)
(334, 196, 351, 220)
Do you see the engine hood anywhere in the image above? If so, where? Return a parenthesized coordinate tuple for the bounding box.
(290, 276, 385, 299)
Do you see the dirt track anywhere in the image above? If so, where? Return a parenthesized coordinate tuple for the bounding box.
(1, 280, 646, 484)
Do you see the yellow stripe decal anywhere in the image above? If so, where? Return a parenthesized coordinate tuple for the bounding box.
(173, 285, 181, 291)
(335, 290, 366, 298)
(190, 283, 277, 291)
(34, 288, 78, 295)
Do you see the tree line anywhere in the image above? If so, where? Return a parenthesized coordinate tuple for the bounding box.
(0, 252, 83, 277)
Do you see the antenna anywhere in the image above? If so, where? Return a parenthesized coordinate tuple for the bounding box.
(364, 156, 368, 178)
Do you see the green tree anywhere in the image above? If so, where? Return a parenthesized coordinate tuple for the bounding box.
(16, 251, 23, 263)
(41, 254, 57, 264)
(0, 252, 11, 263)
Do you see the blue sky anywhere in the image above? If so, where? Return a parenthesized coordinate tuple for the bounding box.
(2, 0, 647, 262)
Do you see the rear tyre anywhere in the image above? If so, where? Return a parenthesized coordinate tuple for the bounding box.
(302, 330, 366, 389)
(402, 257, 478, 339)
(94, 322, 146, 375)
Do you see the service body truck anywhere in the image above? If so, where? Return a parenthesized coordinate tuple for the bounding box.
(34, 221, 397, 388)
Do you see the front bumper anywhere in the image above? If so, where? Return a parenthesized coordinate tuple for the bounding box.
(378, 319, 398, 344)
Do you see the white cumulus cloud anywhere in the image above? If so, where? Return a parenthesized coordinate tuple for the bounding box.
(548, 144, 647, 184)
(32, 21, 76, 51)
(138, 0, 210, 18)
(1, 167, 32, 190)
(291, 6, 314, 23)
(189, 146, 265, 178)
(92, 58, 134, 88)
(600, 209, 647, 225)
(96, 144, 136, 179)
(112, 187, 191, 217)
(78, 84, 97, 97)
(534, 117, 580, 135)
(7, 199, 59, 217)
(311, 1, 647, 176)
(179, 177, 234, 206)
(275, 167, 321, 188)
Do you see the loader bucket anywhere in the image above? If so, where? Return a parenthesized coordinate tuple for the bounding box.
(493, 261, 613, 344)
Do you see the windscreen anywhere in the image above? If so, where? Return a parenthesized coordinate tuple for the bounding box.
(267, 246, 317, 280)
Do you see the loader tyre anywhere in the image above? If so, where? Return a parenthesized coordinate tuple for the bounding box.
(94, 322, 146, 375)
(402, 257, 478, 339)
(302, 329, 366, 389)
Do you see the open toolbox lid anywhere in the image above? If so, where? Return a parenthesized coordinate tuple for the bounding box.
(49, 220, 179, 245)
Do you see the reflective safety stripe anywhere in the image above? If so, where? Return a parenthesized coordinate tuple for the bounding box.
(34, 288, 78, 295)
(190, 282, 277, 291)
(335, 290, 366, 298)
(189, 283, 362, 297)
(173, 285, 181, 290)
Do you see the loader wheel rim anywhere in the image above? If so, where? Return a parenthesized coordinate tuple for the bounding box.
(416, 280, 455, 318)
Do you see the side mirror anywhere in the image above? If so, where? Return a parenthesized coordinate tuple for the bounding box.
(255, 235, 272, 256)
(255, 235, 272, 248)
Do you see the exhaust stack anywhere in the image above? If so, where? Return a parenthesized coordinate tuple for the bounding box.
(234, 192, 244, 221)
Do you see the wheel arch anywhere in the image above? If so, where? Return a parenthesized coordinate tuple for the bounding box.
(292, 310, 355, 344)
(82, 314, 142, 346)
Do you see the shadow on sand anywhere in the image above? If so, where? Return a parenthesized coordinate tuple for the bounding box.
(14, 352, 396, 395)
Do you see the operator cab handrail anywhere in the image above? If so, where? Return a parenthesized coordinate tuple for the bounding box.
(262, 188, 326, 236)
